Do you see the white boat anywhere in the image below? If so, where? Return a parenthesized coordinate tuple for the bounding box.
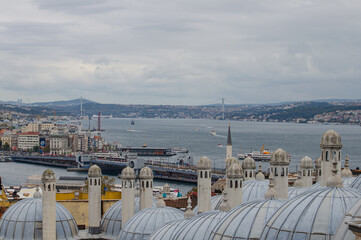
(209, 130, 216, 136)
(237, 145, 291, 161)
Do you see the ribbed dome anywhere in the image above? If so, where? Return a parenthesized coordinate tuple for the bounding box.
(0, 197, 78, 240)
(320, 129, 342, 146)
(343, 177, 356, 188)
(300, 156, 313, 169)
(139, 166, 153, 179)
(243, 180, 269, 202)
(198, 156, 211, 169)
(148, 219, 189, 240)
(101, 197, 157, 239)
(270, 148, 289, 165)
(334, 197, 361, 240)
(88, 164, 102, 177)
(288, 187, 312, 199)
(210, 199, 285, 240)
(242, 157, 256, 170)
(120, 166, 136, 179)
(225, 157, 238, 170)
(193, 195, 224, 214)
(226, 163, 243, 178)
(172, 211, 227, 240)
(261, 187, 361, 239)
(350, 175, 361, 190)
(117, 205, 183, 240)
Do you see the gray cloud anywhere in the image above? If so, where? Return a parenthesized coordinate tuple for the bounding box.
(0, 0, 361, 105)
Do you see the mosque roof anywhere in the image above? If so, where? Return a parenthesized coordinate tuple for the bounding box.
(148, 219, 189, 240)
(0, 194, 78, 240)
(287, 187, 313, 199)
(243, 179, 269, 202)
(350, 174, 361, 190)
(117, 203, 183, 240)
(210, 199, 285, 240)
(334, 197, 361, 240)
(101, 197, 157, 239)
(320, 129, 342, 146)
(242, 157, 256, 170)
(261, 187, 361, 239)
(193, 195, 224, 214)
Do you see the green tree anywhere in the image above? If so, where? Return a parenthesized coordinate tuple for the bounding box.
(2, 142, 10, 151)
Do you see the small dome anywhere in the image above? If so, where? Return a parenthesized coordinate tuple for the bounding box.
(225, 157, 238, 170)
(300, 156, 313, 169)
(139, 166, 154, 179)
(210, 199, 285, 240)
(173, 211, 227, 240)
(226, 163, 243, 178)
(270, 148, 290, 165)
(334, 197, 361, 240)
(148, 219, 189, 240)
(88, 164, 102, 177)
(242, 157, 256, 170)
(0, 197, 78, 240)
(42, 169, 55, 181)
(198, 156, 211, 169)
(315, 157, 321, 168)
(117, 205, 184, 240)
(243, 180, 270, 202)
(101, 197, 157, 239)
(120, 166, 136, 180)
(320, 129, 342, 146)
(261, 187, 361, 239)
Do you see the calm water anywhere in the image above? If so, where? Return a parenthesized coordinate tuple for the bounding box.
(1, 119, 360, 193)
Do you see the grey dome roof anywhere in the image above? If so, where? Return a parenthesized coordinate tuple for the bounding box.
(148, 219, 189, 240)
(88, 164, 102, 177)
(270, 148, 290, 165)
(320, 129, 342, 146)
(288, 187, 312, 199)
(210, 199, 285, 240)
(139, 166, 153, 179)
(172, 211, 227, 240)
(225, 157, 238, 170)
(242, 157, 256, 170)
(101, 197, 157, 239)
(300, 156, 313, 169)
(117, 205, 183, 240)
(226, 163, 243, 178)
(350, 175, 361, 190)
(343, 177, 356, 188)
(198, 156, 211, 169)
(120, 166, 136, 180)
(261, 187, 361, 240)
(42, 169, 55, 181)
(243, 179, 270, 202)
(193, 195, 224, 214)
(0, 197, 78, 240)
(334, 197, 361, 240)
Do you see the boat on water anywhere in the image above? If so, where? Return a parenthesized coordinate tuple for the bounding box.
(237, 145, 291, 161)
(210, 130, 216, 136)
(217, 143, 223, 147)
(131, 119, 135, 125)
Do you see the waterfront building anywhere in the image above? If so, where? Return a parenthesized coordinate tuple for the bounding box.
(49, 135, 71, 155)
(17, 132, 39, 150)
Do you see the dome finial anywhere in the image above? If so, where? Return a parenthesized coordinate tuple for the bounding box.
(33, 187, 42, 198)
(156, 198, 166, 208)
(341, 154, 353, 178)
(219, 190, 231, 212)
(184, 196, 195, 219)
(294, 172, 304, 188)
(256, 162, 265, 180)
(326, 155, 343, 188)
(264, 172, 278, 199)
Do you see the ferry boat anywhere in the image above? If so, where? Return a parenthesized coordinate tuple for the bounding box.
(131, 119, 135, 125)
(237, 145, 291, 161)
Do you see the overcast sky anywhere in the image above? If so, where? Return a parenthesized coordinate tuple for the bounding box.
(0, 0, 360, 105)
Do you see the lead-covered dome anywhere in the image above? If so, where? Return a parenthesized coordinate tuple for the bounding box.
(242, 157, 256, 170)
(261, 187, 361, 239)
(148, 219, 189, 240)
(334, 197, 361, 240)
(225, 157, 238, 170)
(350, 174, 361, 190)
(320, 129, 342, 146)
(117, 201, 183, 240)
(210, 199, 285, 240)
(198, 156, 211, 169)
(226, 163, 243, 178)
(88, 164, 102, 177)
(101, 197, 157, 239)
(0, 193, 78, 240)
(139, 166, 153, 179)
(300, 156, 313, 169)
(193, 195, 224, 214)
(42, 169, 55, 181)
(120, 166, 136, 179)
(270, 148, 289, 165)
(243, 180, 269, 202)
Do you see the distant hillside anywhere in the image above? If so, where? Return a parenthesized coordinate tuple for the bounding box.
(31, 98, 95, 107)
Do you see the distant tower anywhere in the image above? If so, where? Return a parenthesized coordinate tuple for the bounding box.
(256, 162, 265, 180)
(226, 124, 232, 159)
(80, 97, 83, 118)
(320, 130, 342, 187)
(197, 156, 212, 213)
(139, 166, 154, 210)
(222, 98, 225, 120)
(242, 157, 256, 181)
(88, 165, 102, 234)
(270, 148, 290, 199)
(42, 169, 56, 240)
(315, 157, 322, 183)
(97, 112, 101, 131)
(120, 167, 136, 227)
(341, 154, 353, 178)
(300, 156, 313, 187)
(226, 162, 243, 208)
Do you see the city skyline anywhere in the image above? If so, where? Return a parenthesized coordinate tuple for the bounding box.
(1, 1, 361, 105)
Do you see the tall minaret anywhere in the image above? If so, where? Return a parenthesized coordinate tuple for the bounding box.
(120, 166, 136, 227)
(242, 157, 256, 181)
(226, 162, 243, 208)
(88, 165, 102, 234)
(226, 124, 232, 160)
(270, 148, 290, 199)
(139, 166, 154, 210)
(42, 169, 56, 240)
(341, 154, 353, 178)
(315, 157, 321, 183)
(197, 156, 212, 213)
(300, 156, 313, 187)
(320, 129, 342, 187)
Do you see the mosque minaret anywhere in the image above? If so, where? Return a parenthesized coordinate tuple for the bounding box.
(120, 166, 136, 227)
(197, 156, 212, 213)
(270, 148, 290, 199)
(320, 129, 342, 186)
(226, 124, 232, 159)
(226, 162, 243, 208)
(42, 169, 56, 240)
(139, 166, 154, 210)
(88, 164, 102, 234)
(300, 156, 313, 187)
